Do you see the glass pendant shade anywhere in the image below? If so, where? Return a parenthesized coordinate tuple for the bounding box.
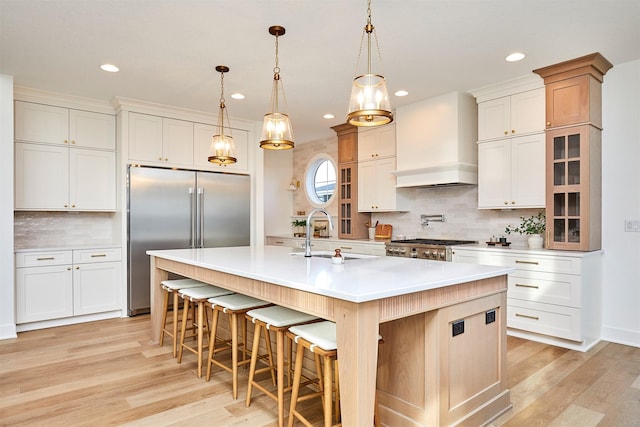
(347, 0, 393, 127)
(209, 65, 237, 165)
(347, 73, 392, 126)
(260, 25, 294, 150)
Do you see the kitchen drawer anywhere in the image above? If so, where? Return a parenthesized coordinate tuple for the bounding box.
(16, 250, 73, 268)
(507, 298, 581, 342)
(73, 248, 122, 263)
(508, 270, 581, 308)
(484, 252, 581, 274)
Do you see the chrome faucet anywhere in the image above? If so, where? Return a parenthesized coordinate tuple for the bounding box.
(304, 208, 334, 257)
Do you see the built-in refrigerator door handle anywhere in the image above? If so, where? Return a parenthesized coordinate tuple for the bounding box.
(189, 187, 196, 248)
(198, 187, 205, 248)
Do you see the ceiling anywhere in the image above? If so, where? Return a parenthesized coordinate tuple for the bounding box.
(1, 0, 639, 144)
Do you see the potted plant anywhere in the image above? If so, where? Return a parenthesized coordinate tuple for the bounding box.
(290, 219, 307, 237)
(505, 211, 546, 249)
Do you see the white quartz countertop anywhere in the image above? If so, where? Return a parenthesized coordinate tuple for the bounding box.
(147, 245, 512, 303)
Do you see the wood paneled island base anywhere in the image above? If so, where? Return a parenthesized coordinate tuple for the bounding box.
(148, 247, 511, 426)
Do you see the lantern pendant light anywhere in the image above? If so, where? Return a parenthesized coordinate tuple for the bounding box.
(347, 0, 393, 127)
(208, 65, 237, 165)
(260, 25, 295, 150)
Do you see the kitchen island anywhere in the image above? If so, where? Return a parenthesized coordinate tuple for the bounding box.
(147, 245, 513, 426)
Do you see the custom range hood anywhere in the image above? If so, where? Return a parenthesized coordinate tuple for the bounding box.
(393, 91, 478, 187)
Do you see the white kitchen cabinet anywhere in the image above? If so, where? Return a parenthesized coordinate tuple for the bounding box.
(477, 133, 545, 208)
(358, 157, 408, 212)
(193, 123, 249, 172)
(357, 124, 395, 162)
(477, 88, 545, 141)
(128, 113, 194, 166)
(14, 101, 116, 211)
(15, 101, 115, 149)
(15, 142, 116, 211)
(451, 246, 601, 351)
(15, 248, 122, 325)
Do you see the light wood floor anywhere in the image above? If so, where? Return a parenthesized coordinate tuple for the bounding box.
(1, 315, 638, 426)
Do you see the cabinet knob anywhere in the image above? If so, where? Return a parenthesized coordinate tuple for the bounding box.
(64, 139, 69, 144)
(546, 121, 551, 127)
(67, 267, 71, 271)
(64, 204, 68, 208)
(71, 204, 76, 208)
(512, 201, 516, 204)
(76, 266, 80, 270)
(511, 130, 515, 134)
(504, 201, 508, 205)
(504, 131, 508, 135)
(158, 157, 163, 161)
(71, 140, 76, 144)
(164, 158, 169, 161)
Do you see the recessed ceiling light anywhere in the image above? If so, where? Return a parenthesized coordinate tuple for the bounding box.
(100, 64, 119, 72)
(394, 90, 409, 97)
(323, 114, 335, 119)
(231, 93, 245, 100)
(505, 52, 525, 62)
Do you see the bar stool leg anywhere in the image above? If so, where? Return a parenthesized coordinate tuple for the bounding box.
(230, 311, 239, 399)
(287, 340, 306, 427)
(177, 298, 190, 364)
(323, 355, 333, 427)
(159, 288, 170, 347)
(205, 307, 221, 382)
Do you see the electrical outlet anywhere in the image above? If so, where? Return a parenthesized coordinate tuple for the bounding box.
(452, 319, 464, 337)
(625, 219, 640, 232)
(486, 310, 496, 324)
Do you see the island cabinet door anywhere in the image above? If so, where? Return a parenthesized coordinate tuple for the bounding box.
(376, 291, 508, 427)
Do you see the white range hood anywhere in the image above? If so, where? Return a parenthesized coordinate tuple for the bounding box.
(393, 91, 478, 187)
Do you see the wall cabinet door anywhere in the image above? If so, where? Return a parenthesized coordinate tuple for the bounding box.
(477, 140, 511, 208)
(69, 149, 116, 210)
(162, 118, 194, 166)
(15, 143, 69, 210)
(16, 264, 73, 323)
(73, 261, 122, 315)
(69, 109, 116, 150)
(14, 101, 69, 145)
(128, 112, 164, 162)
(193, 123, 249, 172)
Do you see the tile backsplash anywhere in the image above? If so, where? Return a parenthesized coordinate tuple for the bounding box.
(14, 211, 120, 249)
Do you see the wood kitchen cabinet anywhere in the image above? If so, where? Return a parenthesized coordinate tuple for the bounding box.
(16, 248, 122, 325)
(534, 53, 612, 251)
(128, 113, 194, 166)
(332, 123, 370, 239)
(478, 133, 545, 208)
(14, 101, 116, 211)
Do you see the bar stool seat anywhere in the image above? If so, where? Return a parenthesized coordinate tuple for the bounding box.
(177, 284, 234, 377)
(160, 279, 208, 357)
(205, 294, 272, 399)
(287, 321, 339, 427)
(245, 306, 319, 427)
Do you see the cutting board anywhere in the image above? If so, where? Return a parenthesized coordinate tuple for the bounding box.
(375, 224, 392, 239)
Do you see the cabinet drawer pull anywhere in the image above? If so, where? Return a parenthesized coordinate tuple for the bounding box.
(515, 260, 539, 265)
(274, 241, 284, 244)
(515, 283, 539, 289)
(36, 257, 55, 261)
(90, 254, 107, 258)
(515, 313, 539, 320)
(340, 246, 353, 250)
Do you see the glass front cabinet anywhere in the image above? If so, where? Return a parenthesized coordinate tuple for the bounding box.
(546, 125, 601, 251)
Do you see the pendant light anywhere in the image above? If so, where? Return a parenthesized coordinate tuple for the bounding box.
(347, 0, 393, 127)
(260, 25, 295, 150)
(208, 65, 237, 166)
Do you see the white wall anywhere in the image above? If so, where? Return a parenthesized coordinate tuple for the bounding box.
(0, 75, 16, 339)
(263, 149, 294, 237)
(601, 59, 640, 347)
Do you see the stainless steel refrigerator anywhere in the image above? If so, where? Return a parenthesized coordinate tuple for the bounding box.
(127, 166, 250, 315)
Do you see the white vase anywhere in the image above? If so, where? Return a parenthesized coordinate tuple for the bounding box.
(527, 234, 544, 249)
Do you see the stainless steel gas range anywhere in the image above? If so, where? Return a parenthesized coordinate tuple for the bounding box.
(385, 239, 477, 261)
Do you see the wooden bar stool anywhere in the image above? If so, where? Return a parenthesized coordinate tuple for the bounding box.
(205, 294, 272, 399)
(287, 321, 340, 427)
(245, 306, 319, 427)
(160, 278, 208, 357)
(177, 285, 234, 378)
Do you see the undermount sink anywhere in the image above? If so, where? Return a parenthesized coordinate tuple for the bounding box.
(289, 251, 377, 260)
